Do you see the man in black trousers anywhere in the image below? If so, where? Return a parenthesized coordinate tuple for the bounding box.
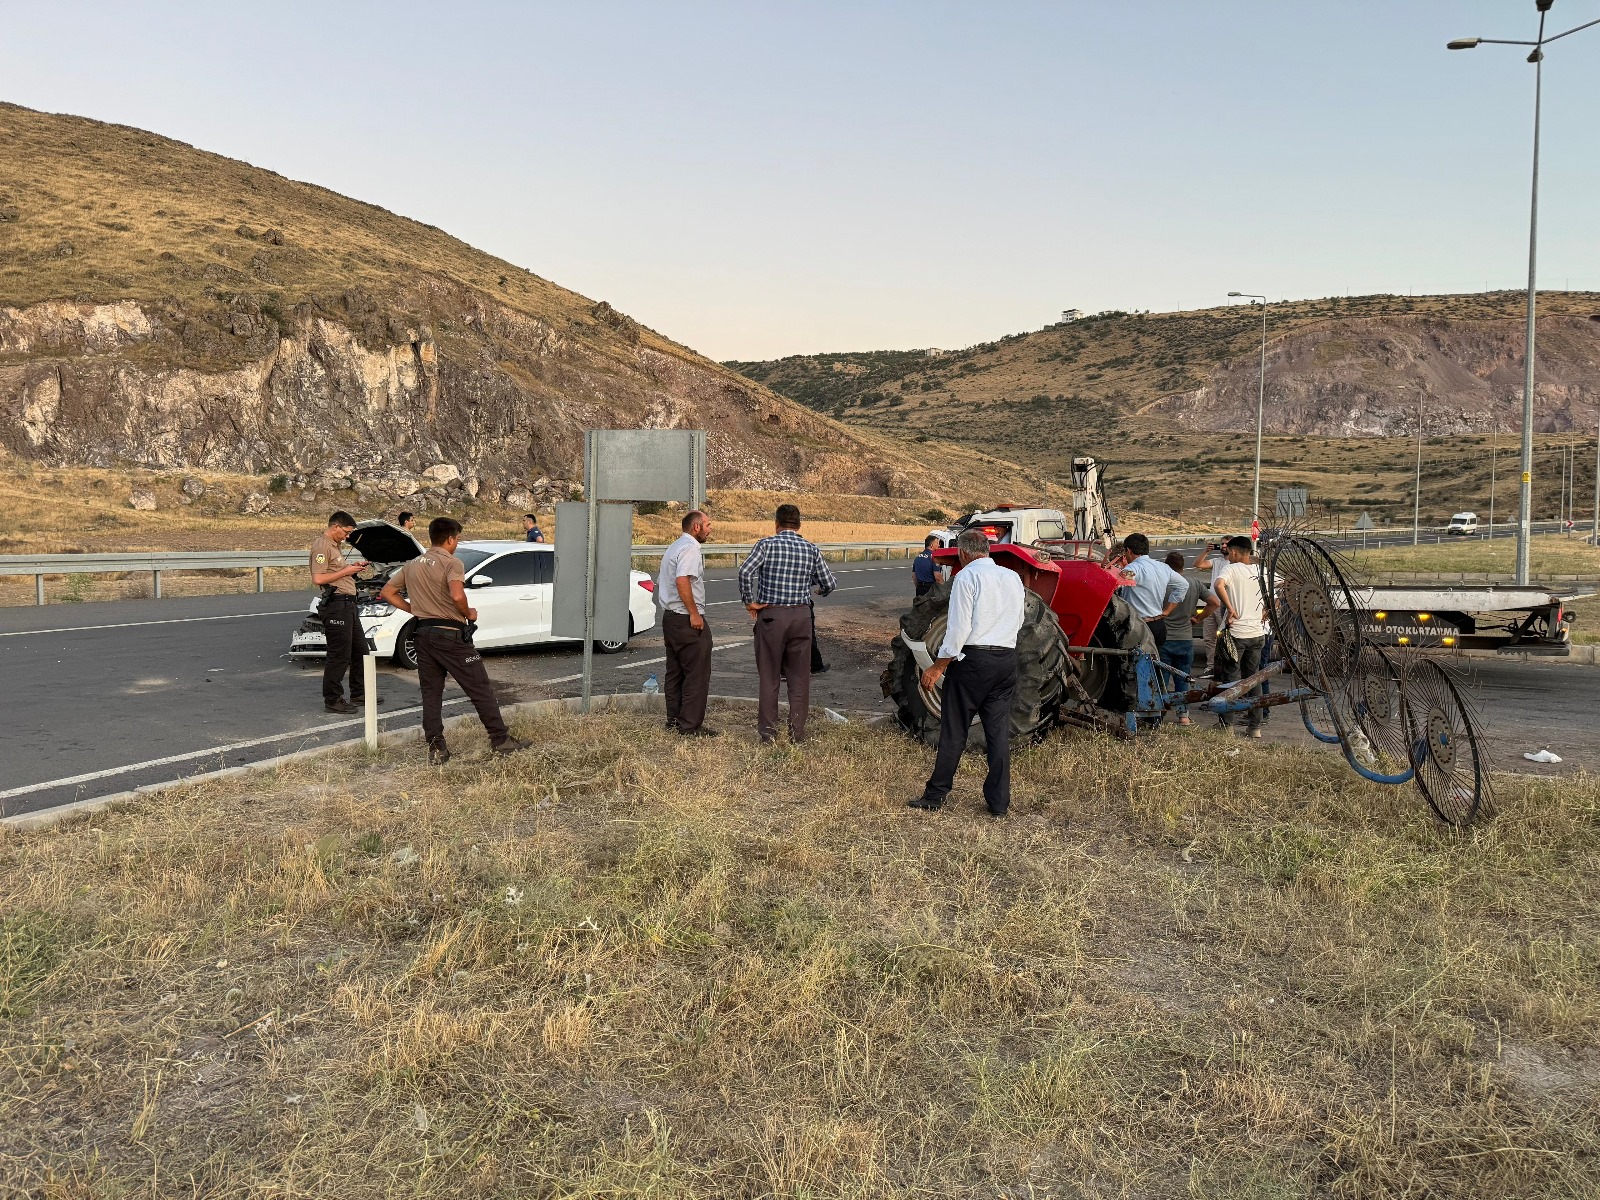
(307, 510, 368, 714)
(380, 517, 530, 764)
(908, 528, 1026, 817)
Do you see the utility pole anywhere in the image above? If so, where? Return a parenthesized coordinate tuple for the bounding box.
(1413, 390, 1424, 546)
(1488, 414, 1498, 540)
(1445, 4, 1600, 579)
(1592, 420, 1599, 546)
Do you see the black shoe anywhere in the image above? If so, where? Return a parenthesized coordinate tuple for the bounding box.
(428, 743, 451, 766)
(664, 720, 680, 732)
(350, 696, 385, 707)
(814, 665, 830, 675)
(678, 727, 722, 738)
(491, 736, 532, 756)
(907, 796, 943, 811)
(324, 699, 356, 715)
(987, 808, 1008, 819)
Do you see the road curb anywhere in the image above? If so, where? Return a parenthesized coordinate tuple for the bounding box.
(0, 691, 888, 834)
(1, 691, 665, 834)
(1458, 644, 1599, 666)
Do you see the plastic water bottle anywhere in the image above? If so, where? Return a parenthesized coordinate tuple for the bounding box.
(642, 673, 659, 695)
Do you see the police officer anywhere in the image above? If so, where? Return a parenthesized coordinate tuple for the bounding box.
(308, 510, 369, 714)
(380, 516, 530, 764)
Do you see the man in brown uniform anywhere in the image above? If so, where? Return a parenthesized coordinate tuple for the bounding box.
(380, 516, 530, 765)
(309, 510, 369, 714)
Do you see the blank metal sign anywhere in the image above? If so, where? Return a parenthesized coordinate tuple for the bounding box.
(552, 501, 634, 645)
(590, 429, 707, 506)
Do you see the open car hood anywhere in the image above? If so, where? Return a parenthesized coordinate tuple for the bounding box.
(346, 520, 424, 566)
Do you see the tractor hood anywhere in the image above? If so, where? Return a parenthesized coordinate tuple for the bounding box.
(346, 520, 424, 566)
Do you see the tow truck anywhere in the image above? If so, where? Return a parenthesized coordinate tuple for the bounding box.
(1350, 585, 1589, 654)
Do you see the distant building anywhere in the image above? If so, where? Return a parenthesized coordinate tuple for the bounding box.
(1060, 309, 1083, 323)
(924, 348, 946, 357)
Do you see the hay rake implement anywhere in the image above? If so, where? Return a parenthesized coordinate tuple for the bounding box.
(886, 530, 1490, 827)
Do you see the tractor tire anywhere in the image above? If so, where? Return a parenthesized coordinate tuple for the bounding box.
(880, 581, 1070, 749)
(1064, 591, 1157, 715)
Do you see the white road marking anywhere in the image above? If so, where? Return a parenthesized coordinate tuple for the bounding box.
(0, 610, 306, 638)
(0, 698, 469, 801)
(615, 639, 753, 670)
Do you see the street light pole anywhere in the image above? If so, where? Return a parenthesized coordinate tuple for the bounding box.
(1228, 290, 1269, 537)
(1592, 421, 1599, 546)
(1448, 4, 1600, 583)
(1413, 390, 1424, 546)
(1487, 413, 1498, 541)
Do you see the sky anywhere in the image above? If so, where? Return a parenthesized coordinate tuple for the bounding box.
(4, 1, 1599, 361)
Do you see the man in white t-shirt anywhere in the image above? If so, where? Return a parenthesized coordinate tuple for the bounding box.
(1212, 535, 1269, 737)
(657, 510, 716, 737)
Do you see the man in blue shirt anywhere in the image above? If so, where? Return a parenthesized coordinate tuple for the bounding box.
(522, 514, 545, 543)
(1114, 532, 1187, 648)
(738, 504, 837, 744)
(912, 534, 942, 597)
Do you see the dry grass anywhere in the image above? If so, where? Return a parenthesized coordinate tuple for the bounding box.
(3, 710, 1598, 1197)
(1348, 534, 1600, 580)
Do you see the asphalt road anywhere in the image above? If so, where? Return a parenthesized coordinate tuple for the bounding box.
(3, 552, 1594, 821)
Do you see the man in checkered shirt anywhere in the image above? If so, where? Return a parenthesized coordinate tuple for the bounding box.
(738, 504, 837, 743)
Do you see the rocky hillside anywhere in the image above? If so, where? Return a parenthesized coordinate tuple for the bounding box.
(730, 293, 1600, 478)
(0, 104, 1039, 513)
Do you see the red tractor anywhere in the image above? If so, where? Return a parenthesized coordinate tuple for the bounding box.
(883, 541, 1160, 746)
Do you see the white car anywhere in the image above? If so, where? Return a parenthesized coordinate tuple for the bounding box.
(288, 521, 657, 668)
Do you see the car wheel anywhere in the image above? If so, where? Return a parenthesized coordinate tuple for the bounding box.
(594, 617, 633, 655)
(392, 621, 419, 670)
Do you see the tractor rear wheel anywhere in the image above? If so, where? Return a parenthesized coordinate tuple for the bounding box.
(881, 581, 1071, 749)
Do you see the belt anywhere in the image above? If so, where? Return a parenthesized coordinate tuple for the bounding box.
(417, 618, 468, 630)
(964, 644, 1015, 652)
(321, 593, 356, 603)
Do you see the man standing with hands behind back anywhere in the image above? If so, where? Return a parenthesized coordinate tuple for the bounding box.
(308, 510, 369, 715)
(658, 510, 717, 737)
(380, 516, 530, 765)
(909, 528, 1025, 817)
(738, 504, 836, 744)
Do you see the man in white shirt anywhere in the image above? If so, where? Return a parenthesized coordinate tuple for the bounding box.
(909, 528, 1026, 817)
(657, 510, 716, 737)
(1212, 535, 1269, 737)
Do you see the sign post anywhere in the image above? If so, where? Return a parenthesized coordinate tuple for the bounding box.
(1353, 511, 1375, 552)
(554, 430, 708, 713)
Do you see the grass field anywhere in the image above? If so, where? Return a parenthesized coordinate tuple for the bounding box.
(1348, 534, 1600, 579)
(3, 710, 1598, 1197)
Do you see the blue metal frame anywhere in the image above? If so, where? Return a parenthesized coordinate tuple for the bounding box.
(1114, 649, 1425, 794)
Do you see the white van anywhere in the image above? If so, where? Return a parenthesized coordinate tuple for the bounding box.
(1446, 512, 1479, 536)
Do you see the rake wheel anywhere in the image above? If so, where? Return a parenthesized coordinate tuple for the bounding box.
(1263, 536, 1362, 694)
(1401, 657, 1488, 827)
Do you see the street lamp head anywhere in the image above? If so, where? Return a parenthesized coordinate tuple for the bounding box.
(1446, 37, 1481, 49)
(1536, 0, 1554, 13)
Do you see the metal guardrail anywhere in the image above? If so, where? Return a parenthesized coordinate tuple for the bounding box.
(0, 542, 926, 605)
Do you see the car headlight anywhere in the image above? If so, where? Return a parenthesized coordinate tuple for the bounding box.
(358, 602, 394, 617)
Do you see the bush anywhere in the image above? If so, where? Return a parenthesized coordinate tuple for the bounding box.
(919, 507, 949, 523)
(636, 501, 668, 517)
(267, 474, 289, 494)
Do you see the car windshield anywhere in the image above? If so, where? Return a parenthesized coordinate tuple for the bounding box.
(456, 548, 494, 574)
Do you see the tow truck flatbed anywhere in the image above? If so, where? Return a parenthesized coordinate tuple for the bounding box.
(1344, 585, 1593, 653)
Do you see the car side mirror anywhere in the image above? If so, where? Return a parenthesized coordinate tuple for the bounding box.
(468, 575, 492, 587)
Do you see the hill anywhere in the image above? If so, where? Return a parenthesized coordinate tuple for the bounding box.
(0, 104, 1050, 513)
(729, 294, 1600, 527)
